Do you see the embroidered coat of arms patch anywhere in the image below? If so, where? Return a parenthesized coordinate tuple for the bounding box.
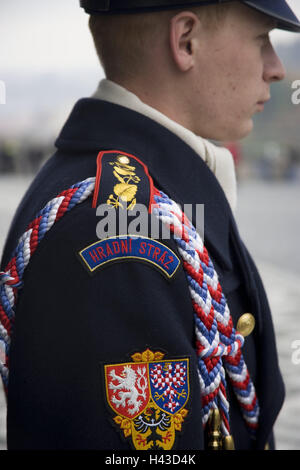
(104, 349, 189, 450)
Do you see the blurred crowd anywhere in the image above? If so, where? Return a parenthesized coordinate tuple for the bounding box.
(0, 139, 53, 175)
(1, 138, 300, 182)
(225, 141, 300, 181)
(255, 142, 300, 181)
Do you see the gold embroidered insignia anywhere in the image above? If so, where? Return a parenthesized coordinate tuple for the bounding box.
(107, 155, 141, 210)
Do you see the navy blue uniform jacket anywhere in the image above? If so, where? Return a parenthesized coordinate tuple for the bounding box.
(1, 99, 284, 450)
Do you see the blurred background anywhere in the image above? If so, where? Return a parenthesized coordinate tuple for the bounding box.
(0, 0, 300, 450)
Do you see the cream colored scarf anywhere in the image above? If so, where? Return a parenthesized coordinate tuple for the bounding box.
(93, 79, 237, 211)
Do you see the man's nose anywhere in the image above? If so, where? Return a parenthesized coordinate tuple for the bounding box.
(263, 45, 286, 83)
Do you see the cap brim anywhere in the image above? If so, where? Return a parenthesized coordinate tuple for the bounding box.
(244, 0, 300, 32)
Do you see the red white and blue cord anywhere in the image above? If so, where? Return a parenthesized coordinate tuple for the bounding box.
(0, 178, 259, 438)
(152, 188, 259, 436)
(0, 177, 96, 390)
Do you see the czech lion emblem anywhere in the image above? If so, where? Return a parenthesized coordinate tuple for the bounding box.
(108, 365, 148, 416)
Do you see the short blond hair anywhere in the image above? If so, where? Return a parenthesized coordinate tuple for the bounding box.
(89, 4, 230, 81)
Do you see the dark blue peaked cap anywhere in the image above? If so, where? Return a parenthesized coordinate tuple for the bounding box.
(80, 0, 300, 32)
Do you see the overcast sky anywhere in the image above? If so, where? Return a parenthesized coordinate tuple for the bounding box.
(1, 0, 300, 74)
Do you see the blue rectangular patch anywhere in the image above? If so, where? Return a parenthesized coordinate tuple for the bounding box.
(79, 235, 180, 279)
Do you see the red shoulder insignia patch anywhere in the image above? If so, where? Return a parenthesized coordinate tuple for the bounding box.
(92, 150, 154, 213)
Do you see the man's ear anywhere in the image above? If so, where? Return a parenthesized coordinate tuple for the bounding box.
(169, 11, 200, 72)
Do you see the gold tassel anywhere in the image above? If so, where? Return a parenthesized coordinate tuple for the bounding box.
(223, 435, 235, 450)
(207, 408, 236, 450)
(207, 409, 222, 450)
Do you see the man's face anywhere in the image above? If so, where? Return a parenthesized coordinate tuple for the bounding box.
(191, 3, 286, 141)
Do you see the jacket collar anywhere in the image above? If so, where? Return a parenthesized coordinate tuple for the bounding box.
(56, 98, 235, 271)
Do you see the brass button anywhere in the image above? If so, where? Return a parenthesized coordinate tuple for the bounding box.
(236, 313, 255, 337)
(117, 155, 130, 165)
